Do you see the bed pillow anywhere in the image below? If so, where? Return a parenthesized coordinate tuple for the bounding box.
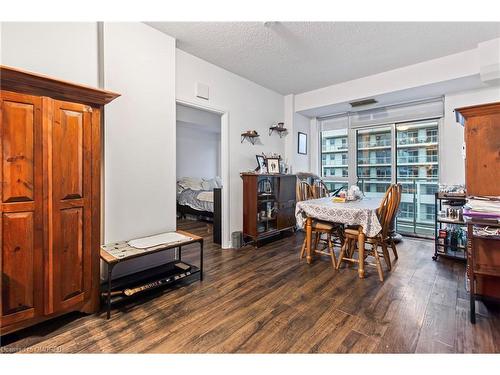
(201, 176, 223, 190)
(177, 177, 204, 191)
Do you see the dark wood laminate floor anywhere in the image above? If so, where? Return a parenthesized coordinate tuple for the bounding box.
(2, 219, 499, 353)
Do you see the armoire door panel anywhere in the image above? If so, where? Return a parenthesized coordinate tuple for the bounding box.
(53, 106, 85, 200)
(58, 208, 83, 301)
(1, 91, 43, 329)
(1, 212, 34, 316)
(1, 99, 36, 203)
(49, 100, 92, 314)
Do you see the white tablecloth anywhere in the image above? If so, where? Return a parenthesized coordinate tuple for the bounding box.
(295, 197, 382, 237)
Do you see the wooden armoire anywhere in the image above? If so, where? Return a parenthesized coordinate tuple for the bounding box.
(0, 66, 119, 335)
(455, 102, 500, 310)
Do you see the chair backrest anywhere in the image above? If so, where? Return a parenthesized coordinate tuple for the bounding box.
(312, 179, 330, 199)
(393, 183, 402, 214)
(297, 180, 314, 202)
(377, 184, 399, 238)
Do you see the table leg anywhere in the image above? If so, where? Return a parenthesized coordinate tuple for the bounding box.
(306, 217, 313, 264)
(106, 264, 114, 320)
(178, 245, 182, 261)
(358, 228, 365, 279)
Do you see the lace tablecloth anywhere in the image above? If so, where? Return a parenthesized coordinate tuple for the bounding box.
(295, 197, 382, 237)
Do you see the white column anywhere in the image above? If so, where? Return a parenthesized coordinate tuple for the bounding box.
(283, 94, 295, 168)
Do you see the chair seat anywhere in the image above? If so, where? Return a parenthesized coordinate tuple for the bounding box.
(312, 220, 336, 231)
(345, 228, 382, 243)
(344, 228, 360, 236)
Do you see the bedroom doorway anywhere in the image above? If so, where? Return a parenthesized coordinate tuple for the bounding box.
(175, 101, 228, 248)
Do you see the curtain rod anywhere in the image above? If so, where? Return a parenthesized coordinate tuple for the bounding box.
(317, 95, 444, 121)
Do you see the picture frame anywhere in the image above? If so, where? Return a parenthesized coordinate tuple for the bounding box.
(298, 132, 307, 155)
(255, 155, 267, 173)
(266, 157, 280, 174)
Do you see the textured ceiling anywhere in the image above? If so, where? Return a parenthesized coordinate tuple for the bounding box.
(147, 22, 500, 95)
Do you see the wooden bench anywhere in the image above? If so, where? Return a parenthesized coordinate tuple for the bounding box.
(100, 230, 203, 319)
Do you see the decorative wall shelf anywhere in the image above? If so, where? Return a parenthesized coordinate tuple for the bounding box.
(241, 131, 260, 145)
(269, 126, 288, 138)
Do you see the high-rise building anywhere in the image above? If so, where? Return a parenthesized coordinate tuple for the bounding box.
(321, 129, 348, 191)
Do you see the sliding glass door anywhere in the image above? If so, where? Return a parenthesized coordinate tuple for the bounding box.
(354, 119, 439, 238)
(356, 126, 392, 201)
(395, 120, 439, 237)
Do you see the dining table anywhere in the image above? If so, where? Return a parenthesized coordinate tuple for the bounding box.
(295, 196, 382, 278)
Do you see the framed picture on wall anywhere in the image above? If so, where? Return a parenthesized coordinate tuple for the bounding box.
(298, 132, 307, 155)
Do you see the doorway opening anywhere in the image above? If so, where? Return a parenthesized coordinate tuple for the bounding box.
(175, 101, 229, 248)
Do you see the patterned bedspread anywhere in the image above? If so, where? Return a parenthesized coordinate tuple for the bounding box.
(177, 189, 214, 212)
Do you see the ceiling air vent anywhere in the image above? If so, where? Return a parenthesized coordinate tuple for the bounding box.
(349, 98, 378, 108)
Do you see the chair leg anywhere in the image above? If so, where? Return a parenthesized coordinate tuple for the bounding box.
(314, 233, 320, 251)
(300, 237, 306, 259)
(372, 243, 384, 282)
(390, 239, 399, 260)
(381, 242, 391, 271)
(347, 239, 356, 258)
(327, 236, 337, 269)
(336, 239, 348, 270)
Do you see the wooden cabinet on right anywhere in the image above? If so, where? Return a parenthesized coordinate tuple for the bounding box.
(456, 102, 500, 323)
(456, 102, 500, 196)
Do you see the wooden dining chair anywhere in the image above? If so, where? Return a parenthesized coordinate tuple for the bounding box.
(297, 180, 314, 202)
(312, 179, 330, 199)
(336, 184, 399, 281)
(297, 181, 338, 268)
(386, 183, 402, 261)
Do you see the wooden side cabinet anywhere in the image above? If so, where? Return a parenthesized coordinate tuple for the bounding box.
(0, 65, 119, 335)
(242, 173, 296, 245)
(456, 102, 500, 323)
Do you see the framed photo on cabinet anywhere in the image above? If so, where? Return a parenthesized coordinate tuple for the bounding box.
(266, 158, 280, 174)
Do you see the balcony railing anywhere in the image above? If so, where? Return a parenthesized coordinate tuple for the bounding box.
(397, 155, 438, 163)
(322, 161, 348, 167)
(397, 135, 438, 146)
(357, 139, 391, 149)
(322, 145, 348, 152)
(357, 156, 391, 164)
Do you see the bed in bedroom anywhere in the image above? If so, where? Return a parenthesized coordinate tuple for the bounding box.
(176, 177, 222, 245)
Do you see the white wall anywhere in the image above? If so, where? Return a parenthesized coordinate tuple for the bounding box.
(283, 95, 311, 174)
(176, 49, 285, 244)
(103, 22, 176, 243)
(442, 85, 500, 184)
(292, 112, 311, 173)
(0, 22, 99, 86)
(177, 121, 220, 179)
